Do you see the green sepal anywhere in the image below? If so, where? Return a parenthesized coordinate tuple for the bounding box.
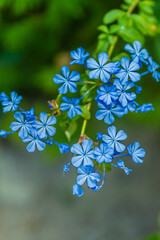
(97, 25, 109, 34)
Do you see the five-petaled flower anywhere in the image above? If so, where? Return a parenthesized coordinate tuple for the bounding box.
(34, 112, 56, 139)
(94, 143, 114, 163)
(70, 47, 90, 65)
(76, 165, 101, 188)
(0, 91, 22, 113)
(60, 96, 82, 119)
(102, 126, 127, 153)
(124, 41, 149, 64)
(115, 57, 141, 84)
(86, 52, 119, 83)
(22, 129, 46, 152)
(71, 139, 95, 167)
(53, 66, 80, 94)
(97, 85, 118, 105)
(127, 141, 145, 163)
(95, 101, 124, 124)
(114, 79, 136, 107)
(10, 112, 32, 138)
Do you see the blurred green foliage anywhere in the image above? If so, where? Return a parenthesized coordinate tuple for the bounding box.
(0, 0, 117, 95)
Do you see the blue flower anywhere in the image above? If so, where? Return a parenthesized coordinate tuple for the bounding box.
(0, 130, 7, 138)
(1, 91, 22, 113)
(60, 96, 82, 119)
(59, 143, 70, 153)
(86, 52, 119, 83)
(114, 79, 136, 107)
(136, 86, 142, 94)
(0, 92, 9, 101)
(0, 130, 15, 138)
(94, 143, 114, 163)
(102, 126, 127, 153)
(76, 165, 101, 188)
(10, 112, 32, 138)
(34, 112, 56, 139)
(96, 132, 103, 141)
(95, 101, 124, 124)
(96, 85, 118, 105)
(62, 163, 70, 173)
(127, 141, 145, 163)
(22, 108, 36, 123)
(124, 41, 149, 64)
(136, 103, 154, 113)
(124, 101, 136, 114)
(53, 66, 80, 94)
(73, 184, 84, 197)
(148, 57, 160, 82)
(112, 159, 132, 175)
(71, 139, 95, 167)
(22, 129, 46, 152)
(115, 57, 141, 84)
(70, 47, 90, 65)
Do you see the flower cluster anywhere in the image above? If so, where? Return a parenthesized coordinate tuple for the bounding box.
(0, 92, 70, 153)
(64, 126, 145, 197)
(0, 41, 159, 197)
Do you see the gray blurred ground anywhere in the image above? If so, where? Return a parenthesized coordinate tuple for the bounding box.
(0, 123, 160, 240)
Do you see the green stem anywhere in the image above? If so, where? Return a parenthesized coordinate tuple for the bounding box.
(80, 0, 140, 137)
(108, 36, 118, 59)
(127, 0, 140, 16)
(81, 102, 91, 135)
(78, 81, 97, 85)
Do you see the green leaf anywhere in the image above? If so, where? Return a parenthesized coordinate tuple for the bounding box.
(80, 84, 97, 104)
(118, 27, 145, 44)
(121, 4, 129, 11)
(124, 0, 134, 5)
(139, 1, 154, 15)
(97, 25, 109, 34)
(98, 33, 108, 40)
(108, 35, 115, 45)
(103, 9, 125, 24)
(112, 52, 130, 62)
(118, 16, 129, 27)
(110, 24, 121, 34)
(65, 120, 77, 142)
(81, 105, 91, 120)
(80, 84, 90, 96)
(96, 39, 109, 54)
(132, 14, 149, 35)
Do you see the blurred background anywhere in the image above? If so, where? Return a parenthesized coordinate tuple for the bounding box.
(0, 0, 160, 239)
